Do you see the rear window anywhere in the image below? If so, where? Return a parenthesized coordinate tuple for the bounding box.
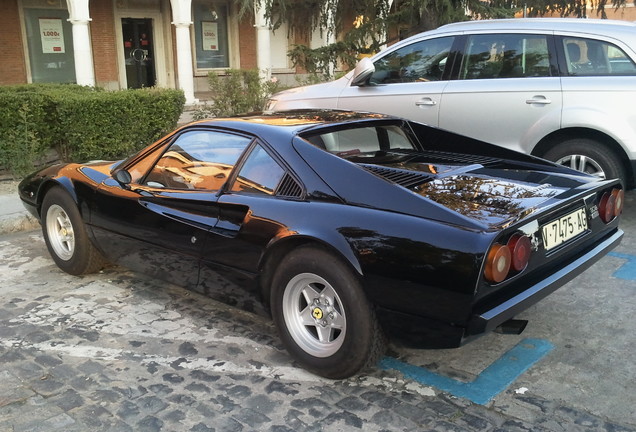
(302, 124, 417, 156)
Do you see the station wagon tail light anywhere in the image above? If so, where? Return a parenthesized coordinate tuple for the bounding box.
(507, 233, 532, 272)
(484, 243, 511, 283)
(599, 188, 623, 223)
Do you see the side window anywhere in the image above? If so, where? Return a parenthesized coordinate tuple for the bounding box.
(461, 34, 551, 80)
(563, 37, 636, 76)
(370, 37, 454, 84)
(144, 130, 251, 190)
(231, 144, 285, 195)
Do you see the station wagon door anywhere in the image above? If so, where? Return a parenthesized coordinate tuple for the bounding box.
(336, 36, 457, 127)
(439, 33, 562, 155)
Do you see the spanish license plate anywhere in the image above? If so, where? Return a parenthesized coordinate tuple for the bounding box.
(542, 207, 588, 251)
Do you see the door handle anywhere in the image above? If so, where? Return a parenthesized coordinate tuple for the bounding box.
(415, 98, 437, 107)
(526, 97, 551, 105)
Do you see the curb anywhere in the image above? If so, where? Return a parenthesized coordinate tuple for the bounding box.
(0, 213, 40, 235)
(0, 193, 41, 236)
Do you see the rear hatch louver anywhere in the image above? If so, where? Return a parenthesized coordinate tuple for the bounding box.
(361, 164, 432, 189)
(360, 150, 499, 189)
(415, 150, 499, 165)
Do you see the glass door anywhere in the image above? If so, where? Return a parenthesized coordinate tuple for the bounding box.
(121, 18, 156, 88)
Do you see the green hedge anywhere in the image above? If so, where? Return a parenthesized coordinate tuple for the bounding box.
(0, 84, 185, 176)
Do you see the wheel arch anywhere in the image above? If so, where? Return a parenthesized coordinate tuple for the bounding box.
(36, 178, 78, 217)
(257, 235, 364, 308)
(532, 127, 634, 187)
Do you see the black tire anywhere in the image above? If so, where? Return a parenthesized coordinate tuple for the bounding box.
(41, 187, 106, 275)
(542, 138, 625, 184)
(270, 245, 386, 379)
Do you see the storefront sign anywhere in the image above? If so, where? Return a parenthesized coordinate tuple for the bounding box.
(39, 18, 65, 53)
(201, 21, 218, 51)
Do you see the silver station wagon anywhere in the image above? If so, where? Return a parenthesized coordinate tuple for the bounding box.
(267, 18, 636, 186)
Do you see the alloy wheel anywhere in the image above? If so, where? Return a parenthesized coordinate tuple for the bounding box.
(46, 204, 75, 261)
(556, 154, 606, 179)
(282, 272, 347, 358)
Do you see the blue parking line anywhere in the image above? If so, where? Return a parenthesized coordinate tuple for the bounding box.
(608, 252, 636, 280)
(379, 338, 554, 405)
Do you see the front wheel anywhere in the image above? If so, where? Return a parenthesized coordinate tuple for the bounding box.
(41, 187, 106, 275)
(270, 246, 385, 379)
(542, 138, 625, 184)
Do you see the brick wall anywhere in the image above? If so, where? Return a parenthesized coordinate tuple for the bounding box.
(238, 15, 256, 69)
(0, 0, 27, 84)
(90, 0, 119, 88)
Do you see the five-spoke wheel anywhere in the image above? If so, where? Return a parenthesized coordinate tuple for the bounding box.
(45, 204, 75, 261)
(271, 245, 385, 379)
(282, 273, 347, 358)
(41, 187, 106, 275)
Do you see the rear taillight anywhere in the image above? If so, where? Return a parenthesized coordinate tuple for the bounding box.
(507, 233, 532, 272)
(485, 233, 532, 284)
(611, 188, 624, 217)
(484, 243, 511, 283)
(599, 188, 624, 223)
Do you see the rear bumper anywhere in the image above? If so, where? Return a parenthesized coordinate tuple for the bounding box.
(466, 227, 623, 336)
(378, 227, 623, 348)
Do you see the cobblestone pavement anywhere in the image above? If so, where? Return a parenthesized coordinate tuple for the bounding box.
(1, 230, 635, 432)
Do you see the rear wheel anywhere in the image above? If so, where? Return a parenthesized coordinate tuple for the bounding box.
(270, 246, 385, 379)
(543, 138, 625, 184)
(41, 187, 106, 275)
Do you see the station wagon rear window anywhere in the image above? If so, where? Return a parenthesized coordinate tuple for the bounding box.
(563, 37, 636, 76)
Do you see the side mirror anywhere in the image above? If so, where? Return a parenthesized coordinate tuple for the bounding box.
(351, 57, 376, 87)
(113, 169, 132, 188)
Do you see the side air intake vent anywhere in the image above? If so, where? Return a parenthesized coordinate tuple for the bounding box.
(361, 164, 432, 189)
(277, 173, 303, 198)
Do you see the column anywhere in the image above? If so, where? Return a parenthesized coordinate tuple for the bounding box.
(254, 3, 271, 80)
(66, 0, 95, 86)
(170, 0, 197, 104)
(174, 22, 197, 104)
(323, 6, 335, 77)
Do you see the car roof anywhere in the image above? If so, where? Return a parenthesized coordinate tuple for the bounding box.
(190, 110, 397, 136)
(439, 18, 636, 32)
(416, 18, 636, 44)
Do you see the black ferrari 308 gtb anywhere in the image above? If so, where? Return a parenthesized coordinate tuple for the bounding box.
(19, 110, 623, 379)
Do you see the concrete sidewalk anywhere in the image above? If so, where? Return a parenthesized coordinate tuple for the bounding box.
(0, 189, 40, 235)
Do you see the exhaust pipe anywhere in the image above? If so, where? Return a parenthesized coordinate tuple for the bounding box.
(495, 319, 528, 335)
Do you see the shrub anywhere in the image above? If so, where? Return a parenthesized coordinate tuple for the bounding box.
(0, 91, 53, 175)
(193, 69, 284, 119)
(0, 84, 185, 176)
(55, 87, 185, 161)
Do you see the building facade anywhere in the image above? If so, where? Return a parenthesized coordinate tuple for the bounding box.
(0, 0, 329, 103)
(2, 0, 635, 104)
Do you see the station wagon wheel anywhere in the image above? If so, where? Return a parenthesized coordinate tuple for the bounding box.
(543, 138, 625, 184)
(271, 245, 386, 379)
(41, 187, 106, 275)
